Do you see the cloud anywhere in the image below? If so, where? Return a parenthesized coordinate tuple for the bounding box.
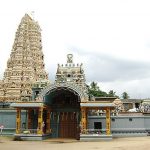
(61, 48, 150, 98)
(71, 49, 150, 83)
(101, 78, 150, 99)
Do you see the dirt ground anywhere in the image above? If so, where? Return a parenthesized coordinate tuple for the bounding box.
(0, 136, 150, 150)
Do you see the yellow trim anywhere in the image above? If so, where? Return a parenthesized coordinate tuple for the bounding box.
(106, 107, 111, 135)
(16, 108, 21, 134)
(46, 109, 51, 134)
(81, 107, 87, 133)
(37, 107, 43, 134)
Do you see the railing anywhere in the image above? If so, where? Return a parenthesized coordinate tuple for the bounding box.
(81, 129, 148, 135)
(81, 129, 106, 135)
(111, 129, 147, 134)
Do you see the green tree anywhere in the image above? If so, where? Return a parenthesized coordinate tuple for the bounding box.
(122, 92, 130, 99)
(87, 82, 119, 98)
(87, 82, 108, 97)
(108, 90, 116, 97)
(90, 82, 99, 91)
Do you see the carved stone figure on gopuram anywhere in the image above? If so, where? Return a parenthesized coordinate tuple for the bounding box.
(0, 14, 49, 102)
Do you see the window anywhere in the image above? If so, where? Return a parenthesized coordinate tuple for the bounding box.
(94, 122, 102, 129)
(135, 103, 140, 109)
(112, 118, 115, 122)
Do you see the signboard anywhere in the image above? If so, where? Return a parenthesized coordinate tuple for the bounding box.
(0, 125, 4, 129)
(0, 125, 4, 135)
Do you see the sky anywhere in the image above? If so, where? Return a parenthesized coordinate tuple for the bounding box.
(0, 0, 150, 98)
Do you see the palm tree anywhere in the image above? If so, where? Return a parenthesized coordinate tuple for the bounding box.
(90, 82, 99, 91)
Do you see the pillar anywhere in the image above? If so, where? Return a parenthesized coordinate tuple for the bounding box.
(106, 107, 111, 135)
(81, 107, 87, 133)
(28, 109, 32, 129)
(46, 109, 51, 134)
(16, 108, 21, 134)
(37, 107, 43, 134)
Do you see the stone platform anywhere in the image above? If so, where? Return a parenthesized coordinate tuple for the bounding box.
(80, 134, 113, 141)
(14, 134, 51, 141)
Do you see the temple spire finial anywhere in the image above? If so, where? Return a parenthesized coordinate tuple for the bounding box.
(67, 54, 73, 63)
(30, 11, 35, 20)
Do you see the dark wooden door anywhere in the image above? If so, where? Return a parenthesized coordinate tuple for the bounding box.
(60, 112, 77, 138)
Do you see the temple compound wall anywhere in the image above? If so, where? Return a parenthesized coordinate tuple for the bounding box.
(0, 109, 26, 134)
(1, 110, 150, 137)
(88, 115, 150, 137)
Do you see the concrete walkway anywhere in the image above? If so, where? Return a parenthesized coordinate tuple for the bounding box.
(0, 136, 150, 150)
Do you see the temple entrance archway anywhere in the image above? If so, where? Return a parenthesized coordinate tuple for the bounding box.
(43, 87, 81, 139)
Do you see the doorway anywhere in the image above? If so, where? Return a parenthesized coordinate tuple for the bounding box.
(94, 122, 102, 130)
(59, 112, 78, 138)
(46, 88, 80, 139)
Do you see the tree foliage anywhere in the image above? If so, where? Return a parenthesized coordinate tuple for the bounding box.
(108, 90, 116, 97)
(87, 82, 118, 98)
(87, 82, 108, 97)
(122, 92, 130, 99)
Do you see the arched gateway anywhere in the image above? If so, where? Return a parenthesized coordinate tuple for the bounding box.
(40, 82, 88, 139)
(38, 55, 89, 139)
(40, 82, 89, 102)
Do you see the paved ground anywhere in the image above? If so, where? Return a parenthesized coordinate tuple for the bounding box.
(0, 136, 150, 150)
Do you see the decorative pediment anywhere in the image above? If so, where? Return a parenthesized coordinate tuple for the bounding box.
(40, 82, 89, 102)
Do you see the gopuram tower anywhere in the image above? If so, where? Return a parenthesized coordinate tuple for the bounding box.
(0, 14, 48, 102)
